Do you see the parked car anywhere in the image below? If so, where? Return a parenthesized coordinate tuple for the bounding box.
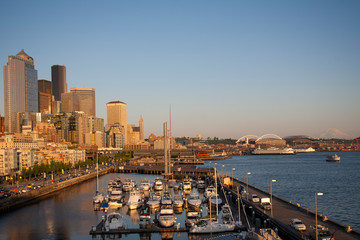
(251, 194, 260, 203)
(290, 218, 306, 231)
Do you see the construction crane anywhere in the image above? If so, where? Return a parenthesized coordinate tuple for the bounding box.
(356, 137, 360, 150)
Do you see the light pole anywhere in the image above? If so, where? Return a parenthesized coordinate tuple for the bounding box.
(232, 168, 235, 189)
(221, 165, 224, 177)
(315, 192, 323, 240)
(270, 179, 276, 217)
(246, 172, 251, 200)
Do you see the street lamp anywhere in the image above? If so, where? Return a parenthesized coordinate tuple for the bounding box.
(221, 165, 225, 177)
(246, 172, 251, 200)
(232, 168, 236, 189)
(315, 192, 324, 240)
(270, 179, 276, 217)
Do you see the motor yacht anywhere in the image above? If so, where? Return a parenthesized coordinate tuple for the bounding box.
(158, 204, 176, 228)
(104, 211, 126, 231)
(127, 189, 143, 210)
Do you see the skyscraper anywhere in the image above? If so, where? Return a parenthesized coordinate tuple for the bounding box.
(38, 79, 52, 113)
(4, 49, 38, 132)
(106, 101, 127, 126)
(51, 65, 67, 101)
(70, 87, 96, 117)
(106, 101, 127, 143)
(139, 116, 144, 141)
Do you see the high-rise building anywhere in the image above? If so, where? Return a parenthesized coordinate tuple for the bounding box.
(69, 88, 95, 117)
(51, 65, 67, 101)
(61, 92, 80, 113)
(139, 116, 144, 141)
(106, 101, 127, 126)
(4, 49, 38, 132)
(106, 101, 127, 143)
(38, 79, 52, 113)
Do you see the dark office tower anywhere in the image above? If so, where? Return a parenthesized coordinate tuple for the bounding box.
(51, 65, 67, 101)
(38, 79, 52, 113)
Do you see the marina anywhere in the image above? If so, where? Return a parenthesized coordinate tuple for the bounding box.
(0, 151, 359, 239)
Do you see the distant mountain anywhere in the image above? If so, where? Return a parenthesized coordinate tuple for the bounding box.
(319, 128, 351, 139)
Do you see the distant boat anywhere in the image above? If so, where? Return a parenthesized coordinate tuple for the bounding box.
(252, 147, 295, 155)
(326, 154, 340, 162)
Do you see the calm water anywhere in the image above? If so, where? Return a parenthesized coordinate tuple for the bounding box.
(0, 151, 359, 239)
(216, 151, 360, 230)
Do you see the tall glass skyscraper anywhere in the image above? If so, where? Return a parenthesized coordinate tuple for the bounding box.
(3, 49, 38, 132)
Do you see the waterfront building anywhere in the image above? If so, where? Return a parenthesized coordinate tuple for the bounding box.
(34, 122, 62, 143)
(18, 149, 36, 172)
(51, 65, 67, 101)
(0, 148, 17, 179)
(0, 134, 37, 149)
(38, 79, 52, 113)
(4, 49, 38, 132)
(85, 131, 106, 148)
(70, 87, 95, 117)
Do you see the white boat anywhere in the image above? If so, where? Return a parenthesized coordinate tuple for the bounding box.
(161, 192, 173, 205)
(252, 147, 295, 155)
(108, 198, 125, 209)
(158, 204, 176, 228)
(104, 211, 126, 231)
(122, 179, 134, 192)
(147, 192, 161, 209)
(93, 193, 105, 204)
(153, 178, 164, 191)
(189, 219, 235, 234)
(127, 189, 143, 210)
(173, 195, 184, 208)
(187, 193, 202, 208)
(139, 212, 152, 228)
(139, 179, 151, 191)
(326, 154, 340, 162)
(204, 186, 217, 199)
(109, 189, 122, 202)
(183, 178, 192, 190)
(197, 180, 206, 189)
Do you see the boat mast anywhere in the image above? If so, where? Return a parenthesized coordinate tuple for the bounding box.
(214, 167, 219, 219)
(96, 152, 99, 194)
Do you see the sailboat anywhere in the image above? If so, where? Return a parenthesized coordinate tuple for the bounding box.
(189, 167, 235, 234)
(93, 153, 104, 204)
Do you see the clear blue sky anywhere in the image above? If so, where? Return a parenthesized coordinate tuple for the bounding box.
(1, 0, 359, 139)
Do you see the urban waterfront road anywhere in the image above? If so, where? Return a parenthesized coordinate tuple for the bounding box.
(232, 178, 359, 240)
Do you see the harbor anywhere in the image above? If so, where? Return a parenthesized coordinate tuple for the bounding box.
(0, 152, 359, 239)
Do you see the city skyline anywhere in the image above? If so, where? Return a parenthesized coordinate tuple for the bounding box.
(1, 1, 359, 139)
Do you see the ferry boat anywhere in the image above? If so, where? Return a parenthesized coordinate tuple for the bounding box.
(252, 147, 295, 155)
(326, 154, 340, 162)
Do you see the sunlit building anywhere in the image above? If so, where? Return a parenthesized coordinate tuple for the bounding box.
(38, 79, 52, 113)
(3, 49, 38, 132)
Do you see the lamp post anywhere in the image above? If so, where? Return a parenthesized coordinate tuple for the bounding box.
(232, 168, 235, 189)
(246, 172, 251, 200)
(270, 179, 276, 217)
(221, 165, 224, 177)
(315, 192, 324, 240)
